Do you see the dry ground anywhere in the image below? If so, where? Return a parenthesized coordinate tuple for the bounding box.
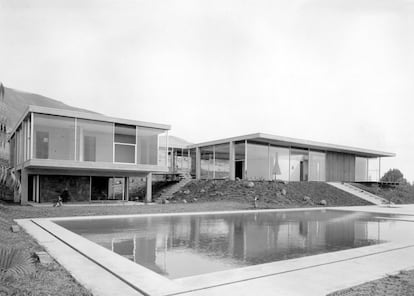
(0, 180, 413, 296)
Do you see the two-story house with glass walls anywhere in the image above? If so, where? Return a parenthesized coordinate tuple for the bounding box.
(9, 106, 170, 204)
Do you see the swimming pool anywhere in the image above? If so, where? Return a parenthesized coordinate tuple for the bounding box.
(54, 209, 410, 279)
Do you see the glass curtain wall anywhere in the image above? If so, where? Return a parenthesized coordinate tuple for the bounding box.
(246, 143, 269, 180)
(290, 149, 309, 181)
(137, 127, 163, 165)
(309, 151, 326, 181)
(200, 146, 214, 179)
(33, 114, 76, 160)
(269, 146, 290, 181)
(355, 157, 368, 181)
(114, 124, 136, 163)
(368, 158, 379, 181)
(214, 143, 230, 179)
(76, 119, 113, 162)
(158, 131, 168, 167)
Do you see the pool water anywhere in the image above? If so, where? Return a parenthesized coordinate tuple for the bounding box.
(55, 210, 411, 279)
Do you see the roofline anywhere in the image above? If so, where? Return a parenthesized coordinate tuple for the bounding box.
(187, 133, 396, 158)
(9, 105, 171, 137)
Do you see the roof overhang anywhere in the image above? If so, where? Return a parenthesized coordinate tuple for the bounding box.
(9, 105, 171, 138)
(188, 133, 395, 158)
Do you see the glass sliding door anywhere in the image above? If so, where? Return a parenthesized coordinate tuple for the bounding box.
(234, 141, 246, 179)
(214, 143, 230, 179)
(200, 146, 214, 179)
(246, 142, 269, 180)
(290, 148, 309, 181)
(309, 151, 326, 181)
(269, 146, 290, 181)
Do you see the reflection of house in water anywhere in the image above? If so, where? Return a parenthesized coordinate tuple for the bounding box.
(79, 211, 380, 278)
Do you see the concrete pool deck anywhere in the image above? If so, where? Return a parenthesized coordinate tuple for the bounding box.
(16, 205, 414, 296)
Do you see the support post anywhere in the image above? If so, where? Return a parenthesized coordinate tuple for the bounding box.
(145, 173, 152, 203)
(195, 147, 201, 180)
(124, 177, 129, 201)
(229, 141, 235, 180)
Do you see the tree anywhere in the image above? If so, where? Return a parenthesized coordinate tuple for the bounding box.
(0, 82, 21, 197)
(380, 169, 407, 184)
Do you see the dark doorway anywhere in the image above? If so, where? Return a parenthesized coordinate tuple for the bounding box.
(91, 176, 109, 200)
(235, 161, 244, 179)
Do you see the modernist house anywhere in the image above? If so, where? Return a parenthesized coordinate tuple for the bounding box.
(188, 133, 395, 182)
(8, 105, 396, 204)
(9, 106, 170, 204)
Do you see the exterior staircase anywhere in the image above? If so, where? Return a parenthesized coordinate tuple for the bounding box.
(327, 182, 389, 205)
(159, 174, 193, 200)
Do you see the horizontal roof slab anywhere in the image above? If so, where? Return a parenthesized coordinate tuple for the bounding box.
(188, 133, 395, 158)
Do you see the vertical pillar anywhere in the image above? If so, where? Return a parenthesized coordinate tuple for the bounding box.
(145, 173, 152, 203)
(124, 177, 129, 201)
(195, 147, 201, 180)
(20, 169, 29, 205)
(244, 140, 247, 179)
(212, 146, 216, 179)
(378, 157, 381, 182)
(229, 141, 235, 180)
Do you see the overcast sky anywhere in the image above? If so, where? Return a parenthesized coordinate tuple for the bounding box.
(1, 0, 413, 181)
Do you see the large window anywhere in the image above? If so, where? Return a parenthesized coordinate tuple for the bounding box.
(76, 119, 113, 162)
(246, 143, 269, 180)
(33, 114, 75, 160)
(269, 146, 290, 181)
(137, 127, 162, 165)
(309, 151, 326, 181)
(114, 124, 136, 164)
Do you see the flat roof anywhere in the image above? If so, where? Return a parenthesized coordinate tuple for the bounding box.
(10, 105, 171, 137)
(188, 133, 395, 158)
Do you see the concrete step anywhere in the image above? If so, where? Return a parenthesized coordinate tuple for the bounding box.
(159, 178, 193, 200)
(327, 182, 389, 205)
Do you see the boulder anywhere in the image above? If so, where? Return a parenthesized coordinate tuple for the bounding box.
(303, 196, 311, 202)
(245, 182, 255, 188)
(183, 190, 190, 195)
(281, 189, 287, 196)
(182, 199, 187, 204)
(319, 200, 327, 206)
(200, 189, 206, 193)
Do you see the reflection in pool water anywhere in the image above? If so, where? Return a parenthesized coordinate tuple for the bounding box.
(56, 210, 409, 279)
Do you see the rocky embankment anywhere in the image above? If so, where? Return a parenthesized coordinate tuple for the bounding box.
(160, 180, 371, 208)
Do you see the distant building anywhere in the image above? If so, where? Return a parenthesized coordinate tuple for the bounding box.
(9, 105, 170, 204)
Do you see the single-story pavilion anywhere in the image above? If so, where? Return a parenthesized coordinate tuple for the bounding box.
(9, 105, 170, 204)
(187, 133, 395, 182)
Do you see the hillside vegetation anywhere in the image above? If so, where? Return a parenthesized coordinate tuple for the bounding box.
(351, 183, 414, 204)
(169, 180, 371, 207)
(3, 86, 96, 130)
